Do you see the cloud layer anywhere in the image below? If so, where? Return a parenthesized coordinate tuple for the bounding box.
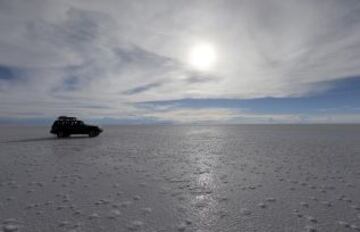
(1, 0, 360, 123)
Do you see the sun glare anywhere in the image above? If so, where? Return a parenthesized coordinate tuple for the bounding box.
(188, 42, 217, 71)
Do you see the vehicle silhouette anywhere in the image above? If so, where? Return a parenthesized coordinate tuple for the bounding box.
(50, 116, 103, 138)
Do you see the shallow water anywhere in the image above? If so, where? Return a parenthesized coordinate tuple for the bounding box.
(0, 125, 360, 232)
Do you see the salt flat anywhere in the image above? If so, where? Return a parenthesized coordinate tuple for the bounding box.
(0, 125, 359, 232)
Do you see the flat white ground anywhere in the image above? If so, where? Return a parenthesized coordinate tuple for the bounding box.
(0, 125, 359, 232)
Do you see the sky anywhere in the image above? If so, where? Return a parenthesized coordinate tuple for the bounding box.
(0, 0, 360, 124)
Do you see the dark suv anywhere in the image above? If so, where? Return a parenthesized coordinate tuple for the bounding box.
(50, 116, 103, 138)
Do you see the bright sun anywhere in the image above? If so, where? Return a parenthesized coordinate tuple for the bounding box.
(188, 42, 217, 71)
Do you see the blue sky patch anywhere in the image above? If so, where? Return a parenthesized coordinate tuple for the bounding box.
(0, 65, 16, 81)
(140, 77, 360, 115)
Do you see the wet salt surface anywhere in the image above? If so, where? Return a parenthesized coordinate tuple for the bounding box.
(0, 125, 360, 232)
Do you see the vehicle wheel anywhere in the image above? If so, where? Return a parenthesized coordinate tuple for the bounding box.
(57, 131, 64, 138)
(89, 130, 96, 137)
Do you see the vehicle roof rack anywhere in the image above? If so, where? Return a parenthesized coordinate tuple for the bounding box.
(58, 116, 77, 121)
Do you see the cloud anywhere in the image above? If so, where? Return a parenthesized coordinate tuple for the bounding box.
(0, 0, 360, 122)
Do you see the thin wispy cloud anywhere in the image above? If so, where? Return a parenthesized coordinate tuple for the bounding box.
(0, 0, 360, 123)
